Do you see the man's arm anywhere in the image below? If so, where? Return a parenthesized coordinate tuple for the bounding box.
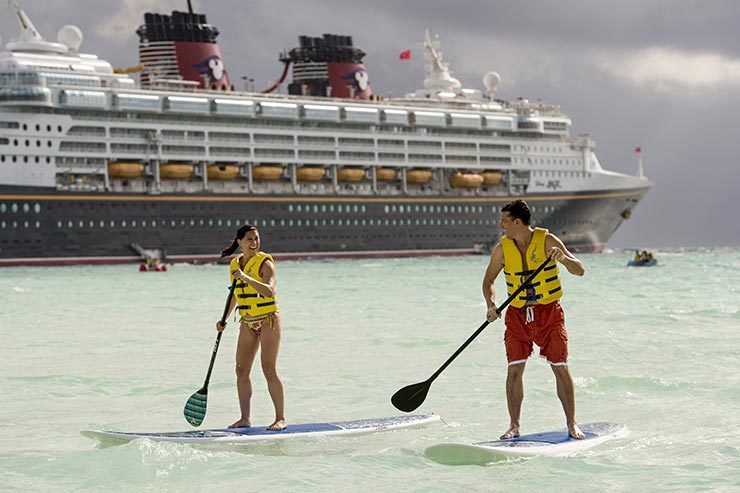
(546, 234, 585, 276)
(483, 242, 505, 320)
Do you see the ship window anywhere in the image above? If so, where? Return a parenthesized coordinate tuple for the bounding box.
(12, 221, 17, 229)
(0, 203, 5, 213)
(11, 203, 18, 213)
(78, 220, 84, 228)
(338, 219, 343, 226)
(22, 203, 29, 213)
(190, 220, 195, 226)
(0, 221, 5, 228)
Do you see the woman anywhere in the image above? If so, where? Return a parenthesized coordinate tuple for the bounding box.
(217, 224, 286, 431)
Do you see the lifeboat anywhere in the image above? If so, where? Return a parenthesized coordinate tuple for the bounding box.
(337, 166, 366, 183)
(375, 167, 397, 182)
(406, 169, 433, 184)
(449, 171, 484, 189)
(296, 166, 326, 182)
(481, 171, 503, 186)
(252, 165, 283, 181)
(160, 163, 194, 180)
(207, 164, 240, 181)
(108, 161, 144, 179)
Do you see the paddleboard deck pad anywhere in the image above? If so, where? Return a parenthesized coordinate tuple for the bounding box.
(82, 414, 440, 445)
(425, 421, 628, 463)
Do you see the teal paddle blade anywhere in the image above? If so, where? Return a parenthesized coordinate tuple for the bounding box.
(183, 388, 208, 427)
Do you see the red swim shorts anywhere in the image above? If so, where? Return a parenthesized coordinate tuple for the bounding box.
(504, 301, 568, 366)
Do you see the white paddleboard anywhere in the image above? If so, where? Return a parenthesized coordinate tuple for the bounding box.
(82, 414, 440, 445)
(425, 421, 628, 464)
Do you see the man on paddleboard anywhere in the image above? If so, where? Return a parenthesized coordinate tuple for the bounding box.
(482, 199, 586, 440)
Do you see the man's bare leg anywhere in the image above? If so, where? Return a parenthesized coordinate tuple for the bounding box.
(551, 364, 585, 439)
(501, 362, 525, 439)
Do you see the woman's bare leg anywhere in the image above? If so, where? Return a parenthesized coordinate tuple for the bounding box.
(229, 324, 260, 428)
(259, 314, 285, 430)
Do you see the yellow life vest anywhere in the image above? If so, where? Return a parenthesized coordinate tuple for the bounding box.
(501, 227, 563, 308)
(229, 251, 278, 318)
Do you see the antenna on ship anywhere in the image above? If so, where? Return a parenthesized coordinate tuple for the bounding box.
(186, 0, 194, 15)
(634, 146, 645, 178)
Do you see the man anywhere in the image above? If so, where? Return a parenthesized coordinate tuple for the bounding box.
(482, 199, 586, 440)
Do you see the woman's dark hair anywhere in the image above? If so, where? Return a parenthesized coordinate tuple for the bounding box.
(501, 199, 531, 225)
(220, 224, 258, 257)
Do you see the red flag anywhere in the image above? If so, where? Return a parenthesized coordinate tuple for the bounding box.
(634, 146, 641, 153)
(399, 49, 411, 60)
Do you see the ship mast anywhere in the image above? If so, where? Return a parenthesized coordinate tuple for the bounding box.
(8, 0, 42, 42)
(422, 28, 461, 91)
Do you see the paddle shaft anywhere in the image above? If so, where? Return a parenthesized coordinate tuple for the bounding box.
(427, 255, 553, 383)
(202, 279, 237, 389)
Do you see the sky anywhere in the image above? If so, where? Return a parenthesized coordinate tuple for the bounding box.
(2, 0, 739, 248)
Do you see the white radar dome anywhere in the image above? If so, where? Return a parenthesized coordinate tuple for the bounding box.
(57, 25, 83, 52)
(482, 71, 501, 93)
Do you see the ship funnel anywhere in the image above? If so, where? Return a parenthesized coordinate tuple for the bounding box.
(136, 8, 231, 90)
(282, 33, 372, 99)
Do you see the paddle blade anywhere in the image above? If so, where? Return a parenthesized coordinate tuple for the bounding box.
(183, 388, 208, 427)
(391, 380, 431, 413)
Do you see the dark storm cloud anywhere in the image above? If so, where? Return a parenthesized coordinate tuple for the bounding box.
(2, 0, 739, 247)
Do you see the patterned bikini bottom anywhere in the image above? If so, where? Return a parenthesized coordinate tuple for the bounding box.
(240, 312, 277, 335)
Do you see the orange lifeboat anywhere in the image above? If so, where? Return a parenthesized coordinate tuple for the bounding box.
(108, 161, 144, 179)
(160, 163, 194, 180)
(481, 171, 503, 186)
(406, 169, 433, 184)
(449, 171, 484, 189)
(337, 166, 366, 183)
(252, 165, 283, 181)
(207, 164, 240, 181)
(296, 166, 326, 182)
(375, 167, 397, 182)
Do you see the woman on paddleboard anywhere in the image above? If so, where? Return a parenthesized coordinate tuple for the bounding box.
(217, 224, 286, 431)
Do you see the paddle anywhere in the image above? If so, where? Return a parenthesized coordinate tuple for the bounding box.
(391, 255, 553, 413)
(183, 279, 237, 427)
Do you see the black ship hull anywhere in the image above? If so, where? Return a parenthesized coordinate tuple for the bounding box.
(0, 185, 648, 266)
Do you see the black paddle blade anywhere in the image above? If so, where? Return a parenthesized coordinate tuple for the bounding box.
(183, 388, 208, 427)
(391, 380, 431, 413)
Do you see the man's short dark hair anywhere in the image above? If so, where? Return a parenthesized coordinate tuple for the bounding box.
(501, 199, 531, 225)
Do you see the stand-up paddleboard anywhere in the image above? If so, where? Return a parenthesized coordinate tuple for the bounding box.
(82, 414, 440, 446)
(425, 422, 628, 464)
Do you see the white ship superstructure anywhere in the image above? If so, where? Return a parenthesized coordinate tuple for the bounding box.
(0, 1, 651, 266)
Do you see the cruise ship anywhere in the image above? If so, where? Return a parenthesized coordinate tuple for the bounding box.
(0, 1, 651, 266)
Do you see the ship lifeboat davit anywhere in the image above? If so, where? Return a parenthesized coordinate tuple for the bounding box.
(337, 166, 366, 182)
(252, 165, 283, 181)
(375, 167, 397, 182)
(449, 172, 484, 189)
(296, 166, 326, 182)
(108, 162, 144, 179)
(481, 171, 504, 186)
(160, 163, 194, 180)
(207, 164, 240, 181)
(406, 169, 433, 184)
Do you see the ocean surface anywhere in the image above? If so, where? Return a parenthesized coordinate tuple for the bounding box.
(1, 248, 739, 492)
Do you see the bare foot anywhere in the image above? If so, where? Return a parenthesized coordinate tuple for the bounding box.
(267, 419, 286, 431)
(500, 426, 520, 440)
(569, 423, 585, 439)
(228, 419, 251, 429)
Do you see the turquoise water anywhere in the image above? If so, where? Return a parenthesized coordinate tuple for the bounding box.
(1, 249, 740, 491)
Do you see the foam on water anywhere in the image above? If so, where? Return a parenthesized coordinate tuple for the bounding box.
(1, 248, 740, 491)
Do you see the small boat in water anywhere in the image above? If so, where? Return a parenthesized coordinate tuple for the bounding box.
(628, 250, 657, 267)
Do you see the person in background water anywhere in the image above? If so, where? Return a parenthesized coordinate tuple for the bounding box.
(482, 199, 586, 440)
(218, 224, 286, 431)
